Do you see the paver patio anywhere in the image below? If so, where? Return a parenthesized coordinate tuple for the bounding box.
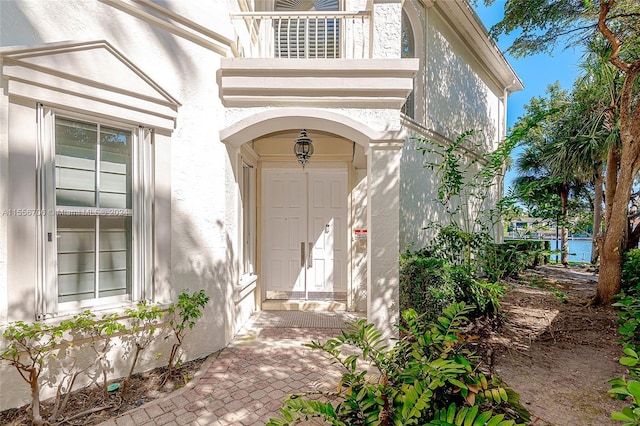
(99, 311, 365, 426)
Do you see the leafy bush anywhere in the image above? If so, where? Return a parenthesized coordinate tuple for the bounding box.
(400, 251, 506, 320)
(267, 303, 530, 425)
(165, 289, 211, 383)
(422, 224, 491, 267)
(123, 301, 166, 387)
(1, 321, 71, 425)
(622, 249, 640, 293)
(610, 265, 640, 424)
(400, 252, 459, 320)
(482, 240, 549, 281)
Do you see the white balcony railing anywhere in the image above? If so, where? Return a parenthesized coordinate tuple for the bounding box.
(231, 11, 371, 59)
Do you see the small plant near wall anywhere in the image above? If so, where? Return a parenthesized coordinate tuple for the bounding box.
(70, 311, 126, 400)
(164, 289, 210, 384)
(122, 301, 166, 389)
(0, 290, 211, 423)
(267, 303, 530, 426)
(0, 320, 72, 425)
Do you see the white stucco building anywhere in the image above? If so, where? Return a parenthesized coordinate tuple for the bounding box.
(0, 0, 521, 410)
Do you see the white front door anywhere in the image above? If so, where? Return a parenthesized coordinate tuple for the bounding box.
(263, 169, 347, 300)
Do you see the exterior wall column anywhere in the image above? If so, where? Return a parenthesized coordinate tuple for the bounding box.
(372, 0, 402, 59)
(367, 139, 403, 342)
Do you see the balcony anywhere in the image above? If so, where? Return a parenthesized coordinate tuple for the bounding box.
(221, 10, 417, 109)
(230, 11, 371, 59)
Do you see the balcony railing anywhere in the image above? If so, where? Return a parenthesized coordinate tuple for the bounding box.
(231, 11, 371, 59)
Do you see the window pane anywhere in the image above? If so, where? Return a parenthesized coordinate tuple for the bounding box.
(55, 119, 97, 207)
(100, 126, 132, 209)
(242, 163, 255, 275)
(57, 216, 96, 302)
(98, 216, 131, 297)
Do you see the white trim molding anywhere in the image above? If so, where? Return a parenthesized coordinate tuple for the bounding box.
(1, 40, 181, 131)
(219, 58, 419, 108)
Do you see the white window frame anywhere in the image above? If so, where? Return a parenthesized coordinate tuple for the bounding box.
(36, 106, 153, 318)
(239, 145, 258, 289)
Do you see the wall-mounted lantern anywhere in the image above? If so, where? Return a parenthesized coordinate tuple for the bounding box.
(293, 129, 314, 167)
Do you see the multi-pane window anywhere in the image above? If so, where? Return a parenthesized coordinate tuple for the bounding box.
(53, 117, 135, 305)
(241, 161, 256, 276)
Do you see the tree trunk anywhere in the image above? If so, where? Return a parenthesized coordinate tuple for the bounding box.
(591, 168, 604, 264)
(561, 189, 569, 266)
(30, 368, 43, 426)
(596, 134, 639, 304)
(595, 0, 640, 304)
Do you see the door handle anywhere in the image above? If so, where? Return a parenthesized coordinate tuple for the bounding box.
(301, 242, 305, 267)
(308, 242, 313, 268)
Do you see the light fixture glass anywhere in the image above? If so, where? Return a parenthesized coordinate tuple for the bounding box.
(293, 129, 314, 167)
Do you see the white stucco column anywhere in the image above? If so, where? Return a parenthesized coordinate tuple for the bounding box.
(372, 0, 402, 59)
(367, 139, 403, 343)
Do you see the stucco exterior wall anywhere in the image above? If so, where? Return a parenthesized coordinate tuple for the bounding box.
(0, 0, 249, 410)
(424, 8, 502, 147)
(398, 3, 505, 251)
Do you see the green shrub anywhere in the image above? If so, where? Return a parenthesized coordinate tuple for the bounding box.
(267, 303, 530, 426)
(622, 249, 640, 293)
(610, 256, 640, 424)
(165, 289, 211, 383)
(482, 240, 549, 281)
(400, 251, 506, 320)
(468, 280, 507, 317)
(400, 252, 459, 320)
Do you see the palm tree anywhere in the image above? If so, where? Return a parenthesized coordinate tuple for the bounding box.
(567, 41, 623, 264)
(510, 83, 589, 266)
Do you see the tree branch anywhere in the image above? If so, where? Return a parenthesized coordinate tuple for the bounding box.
(598, 0, 630, 72)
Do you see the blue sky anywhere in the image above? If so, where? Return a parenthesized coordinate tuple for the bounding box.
(472, 1, 585, 190)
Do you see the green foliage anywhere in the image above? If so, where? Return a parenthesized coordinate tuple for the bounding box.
(610, 269, 640, 424)
(399, 253, 459, 321)
(165, 289, 210, 381)
(481, 240, 549, 282)
(123, 301, 166, 383)
(400, 250, 507, 320)
(70, 311, 126, 399)
(1, 320, 72, 424)
(468, 280, 507, 317)
(609, 373, 640, 425)
(267, 303, 530, 425)
(426, 402, 519, 426)
(480, 0, 640, 59)
(417, 130, 515, 270)
(168, 289, 210, 335)
(613, 288, 640, 359)
(423, 224, 491, 268)
(622, 249, 640, 293)
(0, 312, 126, 424)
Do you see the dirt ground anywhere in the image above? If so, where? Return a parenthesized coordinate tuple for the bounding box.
(0, 264, 631, 425)
(485, 264, 628, 425)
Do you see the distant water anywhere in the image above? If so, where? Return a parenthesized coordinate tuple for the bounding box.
(549, 239, 593, 263)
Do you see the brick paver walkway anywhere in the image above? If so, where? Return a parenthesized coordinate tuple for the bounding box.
(99, 311, 364, 426)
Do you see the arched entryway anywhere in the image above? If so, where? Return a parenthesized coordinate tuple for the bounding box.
(220, 108, 405, 339)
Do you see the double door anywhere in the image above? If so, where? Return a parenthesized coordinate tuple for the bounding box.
(262, 169, 347, 300)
